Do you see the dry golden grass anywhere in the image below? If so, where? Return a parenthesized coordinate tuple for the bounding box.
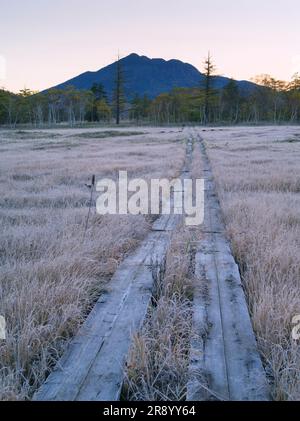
(0, 127, 185, 400)
(200, 126, 300, 400)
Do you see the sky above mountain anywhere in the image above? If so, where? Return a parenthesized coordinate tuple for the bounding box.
(1, 0, 300, 92)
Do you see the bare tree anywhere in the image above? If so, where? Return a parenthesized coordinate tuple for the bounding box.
(113, 54, 125, 125)
(202, 52, 216, 124)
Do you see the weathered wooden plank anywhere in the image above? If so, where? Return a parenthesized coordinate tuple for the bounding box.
(34, 228, 172, 401)
(34, 137, 196, 401)
(187, 132, 269, 401)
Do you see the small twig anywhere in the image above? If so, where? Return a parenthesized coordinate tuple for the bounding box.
(83, 174, 95, 242)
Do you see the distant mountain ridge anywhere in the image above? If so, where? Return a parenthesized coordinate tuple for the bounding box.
(50, 53, 256, 99)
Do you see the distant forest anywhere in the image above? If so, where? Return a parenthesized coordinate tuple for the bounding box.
(1, 56, 300, 126)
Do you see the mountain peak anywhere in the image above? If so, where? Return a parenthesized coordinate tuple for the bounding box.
(51, 54, 255, 99)
(122, 53, 141, 60)
(121, 53, 151, 63)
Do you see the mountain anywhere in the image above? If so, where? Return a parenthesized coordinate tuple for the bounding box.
(50, 53, 256, 99)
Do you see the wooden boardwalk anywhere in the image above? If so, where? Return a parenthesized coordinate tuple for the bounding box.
(187, 132, 269, 401)
(34, 131, 269, 401)
(34, 227, 173, 400)
(34, 139, 193, 401)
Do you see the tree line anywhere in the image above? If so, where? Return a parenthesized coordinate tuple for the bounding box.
(1, 55, 300, 127)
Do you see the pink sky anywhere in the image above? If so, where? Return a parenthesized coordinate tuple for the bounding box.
(1, 0, 300, 92)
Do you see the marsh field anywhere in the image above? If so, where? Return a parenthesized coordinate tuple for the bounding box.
(0, 126, 300, 400)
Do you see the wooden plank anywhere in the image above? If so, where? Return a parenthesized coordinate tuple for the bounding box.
(187, 132, 269, 401)
(34, 137, 195, 401)
(34, 228, 172, 401)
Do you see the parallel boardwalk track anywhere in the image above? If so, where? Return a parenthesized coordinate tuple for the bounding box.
(187, 130, 269, 401)
(34, 130, 269, 401)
